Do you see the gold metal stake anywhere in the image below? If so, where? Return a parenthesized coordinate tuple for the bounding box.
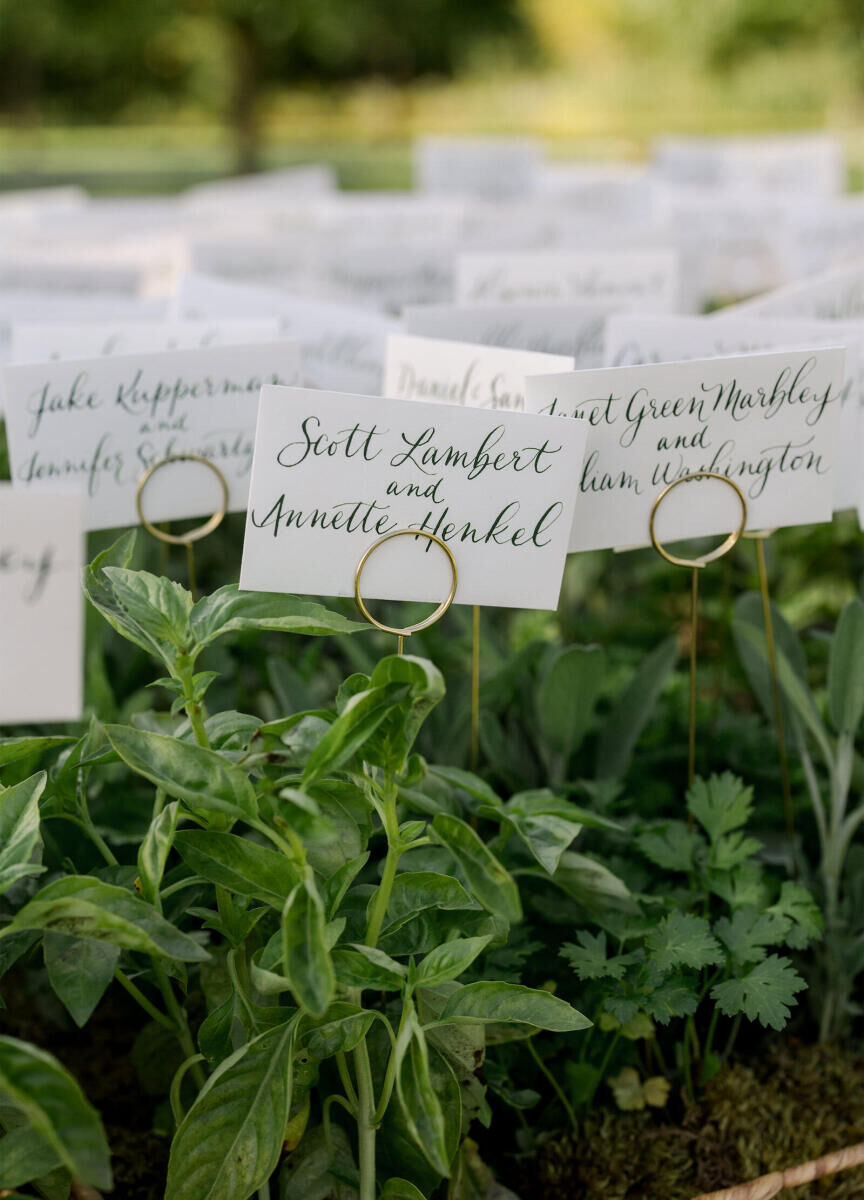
(354, 529, 458, 655)
(744, 529, 794, 840)
(649, 472, 748, 788)
(471, 605, 481, 772)
(135, 454, 229, 600)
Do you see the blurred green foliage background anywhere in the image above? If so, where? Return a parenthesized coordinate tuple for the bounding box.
(3, 0, 864, 187)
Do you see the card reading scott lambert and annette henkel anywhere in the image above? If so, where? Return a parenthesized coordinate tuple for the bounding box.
(2, 342, 301, 531)
(383, 333, 574, 412)
(0, 485, 83, 725)
(523, 347, 846, 553)
(239, 387, 588, 610)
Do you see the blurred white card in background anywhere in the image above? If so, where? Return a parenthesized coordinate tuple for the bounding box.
(456, 250, 679, 311)
(176, 272, 398, 394)
(524, 348, 846, 552)
(414, 136, 542, 199)
(604, 313, 861, 511)
(404, 302, 611, 368)
(652, 133, 845, 196)
(11, 318, 282, 364)
(384, 333, 574, 411)
(720, 256, 864, 320)
(0, 485, 83, 725)
(240, 386, 587, 610)
(2, 341, 301, 531)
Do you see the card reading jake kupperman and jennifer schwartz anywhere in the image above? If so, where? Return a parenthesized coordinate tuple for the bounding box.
(239, 387, 588, 610)
(523, 347, 846, 552)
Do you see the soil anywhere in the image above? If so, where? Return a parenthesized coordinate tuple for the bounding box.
(1, 970, 170, 1200)
(520, 1041, 864, 1200)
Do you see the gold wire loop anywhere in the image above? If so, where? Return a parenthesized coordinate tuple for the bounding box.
(354, 529, 458, 640)
(135, 454, 229, 546)
(649, 472, 748, 569)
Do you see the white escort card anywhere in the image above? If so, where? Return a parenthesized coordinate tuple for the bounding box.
(2, 341, 301, 532)
(10, 319, 282, 363)
(383, 334, 574, 412)
(455, 251, 679, 312)
(652, 134, 845, 197)
(239, 386, 587, 610)
(403, 303, 610, 369)
(603, 313, 860, 511)
(523, 348, 846, 553)
(414, 136, 541, 199)
(176, 272, 397, 395)
(0, 485, 83, 725)
(720, 257, 864, 321)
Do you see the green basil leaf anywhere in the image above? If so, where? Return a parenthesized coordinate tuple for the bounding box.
(166, 1018, 297, 1200)
(101, 567, 192, 651)
(322, 852, 370, 919)
(105, 725, 258, 821)
(431, 814, 521, 923)
(83, 531, 168, 662)
(0, 1036, 112, 1190)
(395, 1015, 451, 1177)
(416, 936, 492, 988)
(435, 982, 591, 1032)
(300, 1002, 376, 1059)
(0, 1122, 63, 1190)
(174, 831, 300, 908)
(2, 876, 208, 962)
(282, 870, 334, 1017)
(381, 872, 476, 937)
(137, 800, 179, 907)
(363, 656, 446, 772)
(0, 773, 46, 896)
(301, 683, 410, 787)
(382, 1180, 428, 1200)
(332, 945, 407, 990)
(0, 738, 73, 769)
(43, 934, 119, 1028)
(190, 585, 366, 650)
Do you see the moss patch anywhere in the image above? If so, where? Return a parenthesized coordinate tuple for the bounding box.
(525, 1041, 864, 1199)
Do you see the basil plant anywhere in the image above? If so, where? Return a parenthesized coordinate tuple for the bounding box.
(0, 532, 589, 1200)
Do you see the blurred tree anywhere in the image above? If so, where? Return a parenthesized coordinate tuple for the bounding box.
(0, 0, 535, 172)
(0, 0, 191, 123)
(185, 0, 536, 173)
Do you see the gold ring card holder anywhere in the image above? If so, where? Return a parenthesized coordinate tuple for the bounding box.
(354, 529, 458, 656)
(649, 472, 747, 787)
(136, 454, 229, 599)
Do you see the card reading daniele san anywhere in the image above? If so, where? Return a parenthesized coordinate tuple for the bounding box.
(2, 341, 301, 531)
(239, 387, 588, 610)
(523, 347, 846, 553)
(384, 334, 574, 412)
(0, 484, 83, 724)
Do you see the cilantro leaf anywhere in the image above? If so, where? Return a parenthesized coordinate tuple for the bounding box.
(602, 994, 640, 1024)
(560, 931, 638, 981)
(645, 911, 723, 974)
(768, 882, 823, 950)
(711, 955, 806, 1030)
(711, 831, 762, 871)
(641, 977, 699, 1024)
(715, 908, 788, 966)
(704, 864, 767, 910)
(636, 821, 701, 872)
(688, 773, 753, 843)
